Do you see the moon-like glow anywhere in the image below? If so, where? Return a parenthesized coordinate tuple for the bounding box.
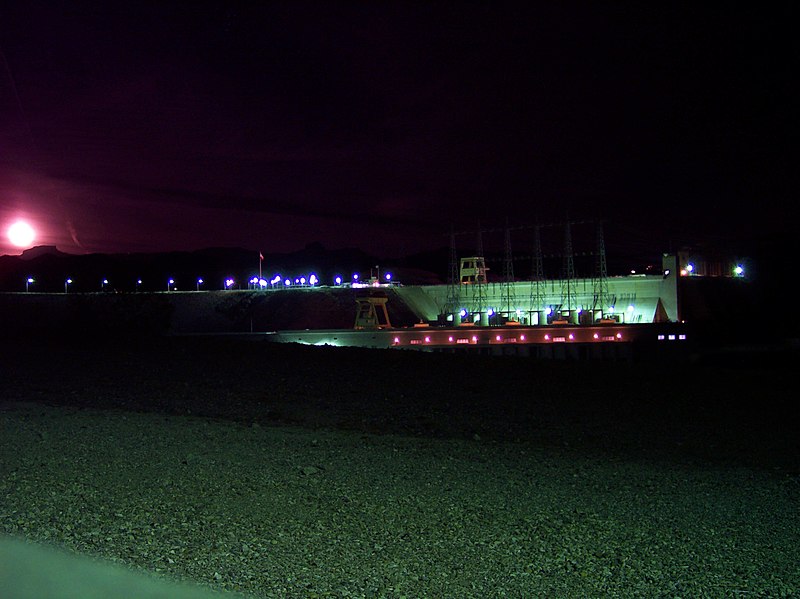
(7, 221, 36, 248)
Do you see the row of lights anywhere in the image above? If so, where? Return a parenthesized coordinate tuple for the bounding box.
(22, 276, 207, 292)
(392, 332, 623, 345)
(22, 271, 395, 292)
(456, 305, 635, 318)
(247, 273, 323, 289)
(680, 263, 745, 277)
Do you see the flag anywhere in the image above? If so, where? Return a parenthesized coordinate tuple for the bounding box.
(259, 252, 264, 261)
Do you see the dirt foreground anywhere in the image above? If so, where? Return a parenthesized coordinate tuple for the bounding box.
(1, 338, 798, 597)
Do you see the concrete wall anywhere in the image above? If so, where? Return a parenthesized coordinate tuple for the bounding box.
(0, 273, 678, 339)
(402, 274, 678, 324)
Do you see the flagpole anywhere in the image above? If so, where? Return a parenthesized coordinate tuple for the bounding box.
(259, 252, 263, 280)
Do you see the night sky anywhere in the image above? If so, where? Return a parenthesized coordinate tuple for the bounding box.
(0, 2, 795, 257)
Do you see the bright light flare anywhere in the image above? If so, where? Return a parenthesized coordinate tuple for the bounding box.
(7, 221, 36, 248)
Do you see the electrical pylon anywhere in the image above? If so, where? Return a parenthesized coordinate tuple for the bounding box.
(500, 218, 516, 320)
(560, 221, 576, 314)
(529, 224, 545, 321)
(592, 220, 610, 316)
(472, 222, 488, 315)
(445, 226, 460, 319)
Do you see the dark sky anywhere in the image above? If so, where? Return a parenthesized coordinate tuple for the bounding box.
(0, 2, 795, 257)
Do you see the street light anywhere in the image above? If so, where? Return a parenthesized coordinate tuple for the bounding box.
(25, 277, 34, 292)
(225, 278, 235, 289)
(101, 278, 109, 291)
(196, 278, 204, 291)
(65, 278, 72, 293)
(136, 279, 142, 291)
(167, 278, 174, 291)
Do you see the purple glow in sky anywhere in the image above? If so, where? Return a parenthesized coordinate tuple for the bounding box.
(0, 3, 794, 256)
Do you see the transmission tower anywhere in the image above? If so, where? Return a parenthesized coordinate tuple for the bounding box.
(560, 221, 577, 316)
(445, 226, 460, 319)
(472, 222, 488, 315)
(529, 224, 546, 321)
(500, 219, 516, 320)
(592, 220, 610, 317)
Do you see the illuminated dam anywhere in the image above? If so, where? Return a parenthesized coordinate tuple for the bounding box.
(0, 255, 687, 357)
(391, 255, 678, 326)
(258, 254, 686, 358)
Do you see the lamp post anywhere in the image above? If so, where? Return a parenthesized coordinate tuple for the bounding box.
(65, 278, 72, 293)
(167, 278, 174, 291)
(196, 278, 204, 291)
(101, 278, 109, 292)
(25, 277, 34, 292)
(136, 279, 142, 292)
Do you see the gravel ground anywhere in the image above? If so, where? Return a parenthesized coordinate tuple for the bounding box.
(1, 338, 799, 597)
